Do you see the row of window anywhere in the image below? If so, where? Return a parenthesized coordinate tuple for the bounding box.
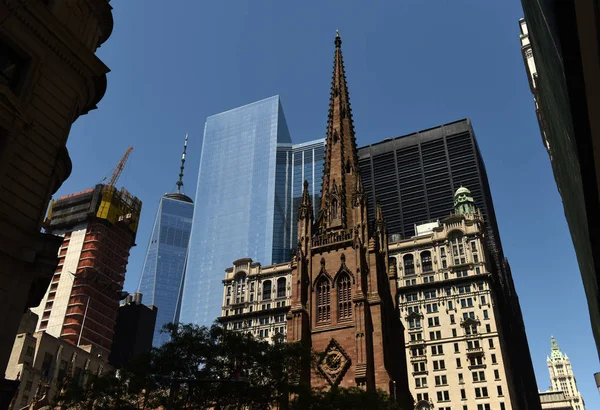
(226, 275, 288, 304)
(415, 368, 503, 388)
(397, 235, 480, 276)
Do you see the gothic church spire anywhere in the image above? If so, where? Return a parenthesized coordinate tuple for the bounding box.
(318, 31, 362, 232)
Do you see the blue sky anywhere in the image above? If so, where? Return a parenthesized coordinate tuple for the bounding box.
(59, 0, 598, 404)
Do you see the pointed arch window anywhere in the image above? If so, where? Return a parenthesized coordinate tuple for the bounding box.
(404, 254, 415, 275)
(337, 274, 352, 319)
(316, 278, 331, 323)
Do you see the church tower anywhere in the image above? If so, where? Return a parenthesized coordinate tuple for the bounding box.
(287, 32, 412, 406)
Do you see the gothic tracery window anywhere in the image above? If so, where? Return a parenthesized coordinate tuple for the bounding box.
(337, 274, 352, 319)
(316, 278, 331, 323)
(331, 198, 338, 220)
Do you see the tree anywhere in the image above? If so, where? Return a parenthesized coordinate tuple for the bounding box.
(56, 323, 401, 409)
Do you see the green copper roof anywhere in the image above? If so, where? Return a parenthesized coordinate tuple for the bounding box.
(550, 336, 564, 360)
(454, 186, 477, 215)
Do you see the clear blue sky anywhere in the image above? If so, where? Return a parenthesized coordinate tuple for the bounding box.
(58, 0, 598, 404)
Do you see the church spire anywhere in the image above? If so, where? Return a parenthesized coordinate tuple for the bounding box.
(318, 31, 362, 232)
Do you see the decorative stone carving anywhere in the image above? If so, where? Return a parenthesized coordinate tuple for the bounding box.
(317, 339, 351, 386)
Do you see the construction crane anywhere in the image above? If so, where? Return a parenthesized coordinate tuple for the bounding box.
(106, 146, 133, 187)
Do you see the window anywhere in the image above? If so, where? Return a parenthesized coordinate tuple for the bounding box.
(413, 362, 426, 372)
(440, 247, 446, 257)
(458, 285, 471, 294)
(431, 345, 444, 355)
(463, 312, 475, 320)
(480, 295, 487, 305)
(434, 375, 447, 385)
(472, 371, 486, 382)
(483, 310, 489, 320)
(491, 354, 497, 364)
(444, 287, 452, 296)
(471, 241, 477, 252)
(452, 328, 457, 337)
(477, 405, 491, 410)
(488, 339, 495, 348)
(474, 253, 479, 263)
(428, 317, 440, 327)
(456, 358, 462, 368)
(415, 377, 427, 388)
(408, 306, 420, 314)
(337, 274, 352, 319)
(262, 280, 272, 300)
(448, 301, 454, 310)
(486, 324, 491, 333)
(494, 370, 500, 380)
(423, 275, 434, 283)
(433, 360, 445, 370)
(429, 330, 441, 340)
(460, 298, 474, 308)
(277, 277, 286, 298)
(406, 293, 418, 302)
(409, 317, 421, 329)
(421, 251, 433, 272)
(497, 385, 503, 396)
(426, 303, 438, 313)
(424, 290, 437, 300)
(476, 267, 481, 274)
(458, 373, 464, 383)
(454, 343, 459, 353)
(0, 40, 26, 92)
(316, 278, 331, 323)
(404, 254, 415, 275)
(416, 392, 429, 401)
(461, 388, 466, 399)
(474, 387, 488, 398)
(450, 314, 455, 324)
(436, 391, 450, 402)
(25, 346, 34, 357)
(500, 404, 505, 410)
(442, 259, 447, 268)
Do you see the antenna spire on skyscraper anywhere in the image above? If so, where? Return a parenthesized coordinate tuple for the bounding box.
(176, 133, 188, 194)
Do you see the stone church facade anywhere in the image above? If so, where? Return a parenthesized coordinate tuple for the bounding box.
(287, 32, 413, 407)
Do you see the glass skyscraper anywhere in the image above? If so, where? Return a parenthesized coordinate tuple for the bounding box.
(276, 139, 325, 258)
(180, 96, 325, 327)
(137, 194, 194, 346)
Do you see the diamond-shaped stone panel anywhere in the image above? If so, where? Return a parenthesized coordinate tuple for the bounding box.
(316, 338, 351, 386)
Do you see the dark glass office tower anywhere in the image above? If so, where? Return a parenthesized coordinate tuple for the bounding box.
(358, 118, 541, 410)
(358, 119, 503, 265)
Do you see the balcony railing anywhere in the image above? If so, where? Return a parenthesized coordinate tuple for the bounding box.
(466, 347, 484, 356)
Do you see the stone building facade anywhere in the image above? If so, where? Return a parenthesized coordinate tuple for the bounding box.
(286, 32, 412, 407)
(390, 187, 516, 410)
(218, 259, 291, 344)
(5, 310, 108, 409)
(0, 0, 114, 397)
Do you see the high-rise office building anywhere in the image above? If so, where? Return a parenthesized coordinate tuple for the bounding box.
(137, 136, 194, 346)
(181, 96, 324, 327)
(109, 293, 158, 369)
(358, 119, 502, 268)
(276, 139, 325, 260)
(358, 119, 541, 409)
(31, 184, 142, 358)
(392, 188, 518, 409)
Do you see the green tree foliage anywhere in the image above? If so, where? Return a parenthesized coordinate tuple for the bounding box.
(56, 323, 401, 410)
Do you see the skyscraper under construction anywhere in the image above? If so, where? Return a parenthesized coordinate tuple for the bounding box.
(32, 151, 142, 358)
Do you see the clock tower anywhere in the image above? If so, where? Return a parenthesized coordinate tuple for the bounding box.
(287, 32, 413, 407)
